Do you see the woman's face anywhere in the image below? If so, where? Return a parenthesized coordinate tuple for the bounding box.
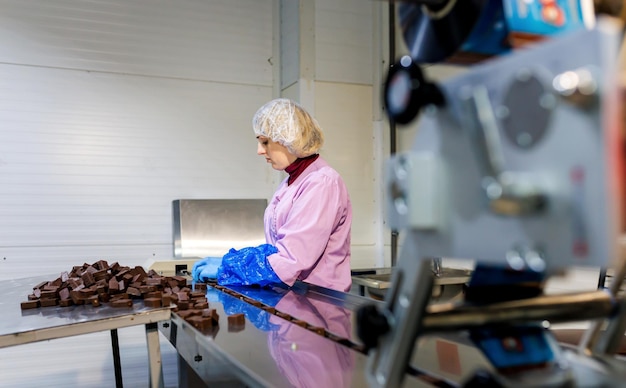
(257, 136, 297, 171)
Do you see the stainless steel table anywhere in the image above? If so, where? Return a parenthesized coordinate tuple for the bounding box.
(0, 275, 172, 388)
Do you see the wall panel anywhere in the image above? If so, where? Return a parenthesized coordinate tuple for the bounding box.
(0, 0, 273, 85)
(316, 0, 373, 85)
(315, 81, 378, 268)
(0, 64, 273, 279)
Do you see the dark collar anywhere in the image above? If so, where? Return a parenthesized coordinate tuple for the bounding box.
(285, 154, 319, 185)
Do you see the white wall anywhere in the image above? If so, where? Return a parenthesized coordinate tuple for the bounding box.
(0, 0, 276, 280)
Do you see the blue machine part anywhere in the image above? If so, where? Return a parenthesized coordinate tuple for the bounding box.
(470, 325, 558, 369)
(503, 0, 593, 36)
(461, 0, 512, 56)
(468, 263, 546, 287)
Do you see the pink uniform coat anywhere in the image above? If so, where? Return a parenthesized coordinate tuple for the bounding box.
(265, 157, 352, 292)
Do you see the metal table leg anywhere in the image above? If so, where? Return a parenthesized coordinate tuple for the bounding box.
(110, 329, 124, 388)
(146, 322, 164, 388)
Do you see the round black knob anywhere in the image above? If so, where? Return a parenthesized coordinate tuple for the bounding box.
(384, 55, 445, 125)
(356, 304, 390, 353)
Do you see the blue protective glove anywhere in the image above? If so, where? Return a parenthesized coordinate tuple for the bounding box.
(192, 256, 223, 282)
(217, 244, 283, 287)
(218, 286, 285, 331)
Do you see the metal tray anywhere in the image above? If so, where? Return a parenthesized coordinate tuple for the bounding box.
(351, 267, 471, 302)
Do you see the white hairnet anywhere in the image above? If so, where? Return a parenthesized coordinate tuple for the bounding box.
(252, 98, 324, 157)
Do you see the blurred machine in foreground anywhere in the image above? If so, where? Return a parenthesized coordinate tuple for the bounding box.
(357, 3, 626, 387)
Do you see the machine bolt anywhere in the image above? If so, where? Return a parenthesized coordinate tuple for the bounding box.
(194, 355, 202, 362)
(506, 250, 525, 271)
(495, 105, 510, 119)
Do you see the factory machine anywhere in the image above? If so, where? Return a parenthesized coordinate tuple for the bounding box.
(357, 1, 626, 387)
(152, 2, 626, 387)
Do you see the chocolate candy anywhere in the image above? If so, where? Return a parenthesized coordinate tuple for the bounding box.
(20, 260, 190, 311)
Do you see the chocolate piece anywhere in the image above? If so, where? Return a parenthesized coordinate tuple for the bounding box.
(276, 311, 290, 319)
(143, 298, 162, 308)
(139, 285, 156, 294)
(187, 316, 214, 331)
(71, 266, 83, 276)
(70, 290, 85, 305)
(20, 300, 39, 310)
(193, 283, 207, 291)
(78, 288, 96, 298)
(81, 271, 95, 287)
(292, 319, 307, 328)
(245, 298, 263, 307)
(145, 291, 162, 299)
(67, 278, 81, 289)
(59, 299, 73, 307)
(308, 326, 326, 335)
(40, 298, 58, 307)
(111, 299, 133, 308)
(40, 290, 58, 299)
(109, 293, 129, 301)
(58, 288, 70, 301)
(116, 269, 130, 281)
(177, 301, 190, 310)
(109, 278, 120, 292)
(133, 265, 147, 277)
(95, 260, 109, 270)
(176, 309, 202, 319)
(161, 295, 171, 306)
(202, 308, 219, 322)
(227, 313, 245, 325)
(127, 287, 142, 297)
(93, 269, 109, 282)
(88, 295, 101, 307)
(172, 276, 187, 287)
(145, 277, 163, 286)
(33, 281, 48, 291)
(98, 293, 110, 303)
(194, 302, 209, 309)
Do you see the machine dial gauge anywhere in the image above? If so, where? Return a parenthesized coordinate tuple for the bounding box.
(384, 55, 445, 125)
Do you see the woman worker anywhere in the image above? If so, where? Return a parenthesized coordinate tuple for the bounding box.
(192, 98, 353, 292)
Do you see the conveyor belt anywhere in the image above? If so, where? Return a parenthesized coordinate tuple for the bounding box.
(211, 282, 367, 353)
(162, 280, 452, 387)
